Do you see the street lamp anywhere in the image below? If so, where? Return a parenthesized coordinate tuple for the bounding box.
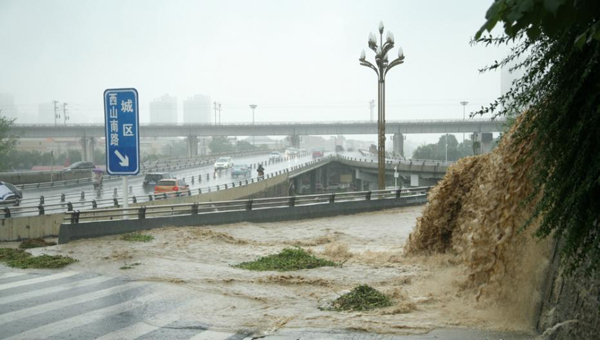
(460, 101, 468, 151)
(359, 21, 405, 189)
(250, 104, 257, 146)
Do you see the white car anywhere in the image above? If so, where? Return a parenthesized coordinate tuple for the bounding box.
(269, 151, 282, 160)
(214, 157, 234, 170)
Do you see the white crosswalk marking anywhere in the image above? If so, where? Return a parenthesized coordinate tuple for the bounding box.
(188, 330, 237, 340)
(0, 276, 113, 305)
(4, 291, 163, 340)
(94, 312, 181, 340)
(0, 271, 78, 291)
(0, 272, 27, 279)
(0, 281, 146, 325)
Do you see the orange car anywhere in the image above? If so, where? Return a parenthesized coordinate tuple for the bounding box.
(154, 179, 189, 193)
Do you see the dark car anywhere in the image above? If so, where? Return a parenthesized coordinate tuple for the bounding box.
(143, 173, 175, 189)
(63, 161, 95, 171)
(231, 164, 251, 178)
(0, 181, 22, 204)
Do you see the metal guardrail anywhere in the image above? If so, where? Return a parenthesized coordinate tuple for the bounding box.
(1, 153, 321, 219)
(11, 149, 278, 190)
(63, 187, 432, 224)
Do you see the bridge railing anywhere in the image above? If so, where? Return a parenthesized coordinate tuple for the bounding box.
(63, 187, 432, 224)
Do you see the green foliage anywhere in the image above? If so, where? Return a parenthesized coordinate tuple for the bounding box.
(476, 0, 600, 274)
(121, 233, 154, 242)
(0, 248, 77, 269)
(209, 136, 235, 154)
(412, 134, 473, 161)
(120, 262, 141, 270)
(331, 285, 392, 311)
(236, 140, 256, 152)
(19, 238, 57, 249)
(0, 116, 17, 170)
(233, 248, 337, 272)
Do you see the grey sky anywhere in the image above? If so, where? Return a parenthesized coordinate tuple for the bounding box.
(0, 0, 506, 126)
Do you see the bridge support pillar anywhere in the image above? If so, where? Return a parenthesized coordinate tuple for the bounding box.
(289, 135, 300, 149)
(393, 133, 404, 158)
(187, 136, 199, 157)
(80, 137, 96, 162)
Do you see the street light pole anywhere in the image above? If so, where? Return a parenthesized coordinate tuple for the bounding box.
(460, 101, 468, 151)
(250, 104, 257, 146)
(359, 21, 405, 189)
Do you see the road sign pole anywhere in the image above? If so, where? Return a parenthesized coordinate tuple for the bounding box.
(123, 177, 129, 219)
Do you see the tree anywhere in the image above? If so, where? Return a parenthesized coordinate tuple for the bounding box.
(236, 140, 256, 152)
(476, 0, 600, 274)
(412, 134, 473, 161)
(0, 116, 17, 171)
(209, 136, 234, 154)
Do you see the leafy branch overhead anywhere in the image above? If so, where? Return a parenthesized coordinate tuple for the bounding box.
(475, 0, 600, 275)
(476, 0, 600, 48)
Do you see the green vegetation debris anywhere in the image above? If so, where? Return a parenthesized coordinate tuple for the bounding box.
(331, 285, 393, 311)
(121, 233, 154, 243)
(19, 238, 57, 249)
(0, 248, 77, 269)
(120, 262, 142, 270)
(233, 248, 337, 272)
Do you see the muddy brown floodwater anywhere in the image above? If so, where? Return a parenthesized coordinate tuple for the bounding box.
(35, 206, 537, 336)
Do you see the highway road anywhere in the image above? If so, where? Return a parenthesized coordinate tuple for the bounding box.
(7, 152, 317, 216)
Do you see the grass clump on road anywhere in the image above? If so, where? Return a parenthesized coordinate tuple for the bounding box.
(0, 248, 77, 269)
(120, 262, 142, 270)
(332, 285, 393, 311)
(233, 248, 337, 272)
(121, 233, 154, 243)
(19, 238, 57, 249)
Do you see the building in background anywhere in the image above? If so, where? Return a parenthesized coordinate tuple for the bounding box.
(0, 93, 18, 121)
(149, 94, 178, 124)
(183, 94, 211, 124)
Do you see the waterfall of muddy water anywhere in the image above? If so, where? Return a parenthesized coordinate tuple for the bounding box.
(37, 204, 542, 336)
(405, 114, 553, 330)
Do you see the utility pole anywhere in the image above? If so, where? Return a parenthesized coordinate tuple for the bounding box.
(63, 103, 69, 126)
(53, 100, 60, 127)
(369, 100, 375, 122)
(460, 101, 468, 153)
(213, 101, 218, 126)
(249, 104, 257, 146)
(218, 103, 222, 125)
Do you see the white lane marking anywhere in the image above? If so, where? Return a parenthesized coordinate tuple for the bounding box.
(94, 312, 181, 340)
(0, 272, 28, 279)
(4, 291, 163, 340)
(0, 281, 146, 325)
(0, 271, 78, 291)
(189, 330, 237, 340)
(0, 276, 114, 305)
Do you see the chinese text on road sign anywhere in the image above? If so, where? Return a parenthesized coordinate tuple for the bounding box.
(104, 88, 140, 175)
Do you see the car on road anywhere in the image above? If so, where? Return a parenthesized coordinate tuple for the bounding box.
(231, 164, 251, 178)
(143, 172, 175, 189)
(214, 157, 234, 170)
(312, 149, 324, 159)
(0, 181, 22, 205)
(284, 148, 299, 157)
(154, 178, 189, 194)
(269, 151, 282, 161)
(63, 161, 95, 171)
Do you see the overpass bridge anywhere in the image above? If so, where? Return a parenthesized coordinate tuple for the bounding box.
(10, 119, 504, 160)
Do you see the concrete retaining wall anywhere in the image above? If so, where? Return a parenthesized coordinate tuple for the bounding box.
(0, 170, 91, 185)
(0, 214, 64, 240)
(58, 195, 426, 243)
(536, 241, 600, 339)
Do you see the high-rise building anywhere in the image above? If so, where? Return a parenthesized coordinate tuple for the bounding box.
(149, 94, 178, 124)
(183, 94, 211, 124)
(0, 93, 18, 121)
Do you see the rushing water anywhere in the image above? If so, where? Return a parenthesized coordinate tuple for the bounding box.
(41, 206, 537, 336)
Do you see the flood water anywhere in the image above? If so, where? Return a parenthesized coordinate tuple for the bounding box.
(41, 206, 537, 337)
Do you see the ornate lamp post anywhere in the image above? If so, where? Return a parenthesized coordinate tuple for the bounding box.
(359, 21, 405, 189)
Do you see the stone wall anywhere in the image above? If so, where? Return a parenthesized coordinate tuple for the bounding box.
(536, 241, 600, 339)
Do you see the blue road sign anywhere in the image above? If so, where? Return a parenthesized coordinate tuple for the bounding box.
(103, 88, 140, 175)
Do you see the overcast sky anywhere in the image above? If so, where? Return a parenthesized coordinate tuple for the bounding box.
(0, 0, 507, 130)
